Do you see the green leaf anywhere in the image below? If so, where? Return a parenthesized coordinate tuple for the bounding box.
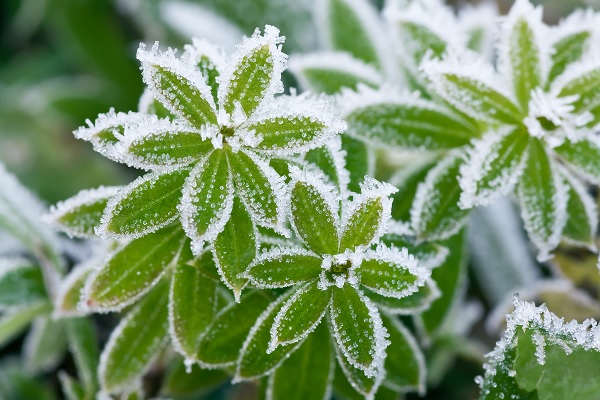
(505, 16, 541, 111)
(554, 137, 600, 184)
(0, 258, 47, 310)
(458, 127, 531, 208)
(561, 171, 597, 248)
(47, 186, 119, 238)
(98, 167, 189, 238)
(170, 244, 222, 360)
(364, 278, 440, 315)
(517, 138, 566, 261)
(334, 344, 383, 399)
(197, 54, 221, 104)
(236, 291, 304, 380)
(0, 359, 57, 400)
(23, 317, 67, 374)
(245, 248, 323, 288)
(398, 21, 448, 64)
(268, 321, 333, 400)
(162, 358, 228, 397)
(344, 101, 475, 150)
(180, 150, 232, 253)
(229, 150, 281, 230)
(290, 174, 339, 255)
(138, 48, 217, 128)
(125, 129, 213, 169)
(59, 372, 86, 400)
(0, 302, 50, 349)
(381, 233, 448, 269)
(55, 264, 94, 317)
(557, 65, 600, 128)
(305, 138, 346, 192)
(390, 160, 437, 222)
(330, 285, 386, 377)
(411, 152, 470, 241)
(359, 248, 423, 299)
(197, 290, 273, 367)
(85, 225, 186, 311)
(342, 135, 372, 193)
(270, 281, 330, 348)
(380, 314, 424, 393)
(324, 0, 382, 68)
(546, 31, 590, 88)
(188, 250, 222, 282)
(99, 280, 169, 394)
(65, 318, 99, 396)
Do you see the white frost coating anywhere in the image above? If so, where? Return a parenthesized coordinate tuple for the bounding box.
(318, 251, 361, 290)
(517, 156, 569, 262)
(547, 8, 598, 56)
(74, 109, 149, 162)
(288, 52, 383, 90)
(496, 0, 548, 96)
(458, 128, 529, 209)
(137, 88, 156, 115)
(340, 177, 397, 247)
(161, 1, 243, 53)
(268, 282, 327, 352)
(245, 246, 320, 289)
(551, 54, 600, 96)
(305, 136, 351, 200)
(244, 92, 347, 156)
(481, 296, 600, 388)
(95, 169, 182, 240)
(0, 257, 33, 281)
(52, 260, 96, 318)
(179, 156, 235, 255)
(45, 186, 121, 238)
(457, 2, 499, 60)
(381, 278, 441, 316)
(329, 288, 390, 378)
(559, 165, 598, 249)
(137, 41, 217, 121)
(217, 25, 287, 119)
(184, 37, 228, 77)
(361, 245, 429, 299)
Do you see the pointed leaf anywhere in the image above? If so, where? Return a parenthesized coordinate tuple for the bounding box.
(459, 127, 530, 208)
(0, 302, 50, 349)
(65, 317, 100, 395)
(365, 278, 440, 315)
(561, 170, 597, 248)
(290, 168, 339, 255)
(245, 247, 323, 289)
(229, 150, 283, 230)
(411, 152, 470, 241)
(23, 317, 67, 373)
(0, 258, 47, 311)
(219, 26, 286, 117)
(517, 138, 567, 261)
(180, 150, 233, 253)
(99, 280, 169, 394)
(84, 225, 186, 311)
(137, 43, 217, 128)
(380, 233, 449, 270)
(97, 168, 189, 239)
(185, 37, 226, 104)
(54, 262, 94, 318)
(196, 290, 273, 367)
(170, 244, 222, 360)
(330, 285, 388, 377)
(333, 343, 384, 399)
(390, 160, 437, 222)
(268, 321, 333, 400)
(546, 31, 591, 88)
(556, 63, 600, 128)
(47, 186, 120, 238)
(554, 137, 600, 184)
(305, 137, 351, 195)
(59, 373, 86, 400)
(270, 281, 330, 348)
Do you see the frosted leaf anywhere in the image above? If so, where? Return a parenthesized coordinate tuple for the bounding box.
(73, 109, 148, 162)
(179, 151, 234, 254)
(0, 257, 47, 312)
(554, 135, 600, 185)
(138, 88, 174, 119)
(53, 259, 95, 318)
(45, 186, 120, 238)
(245, 247, 322, 289)
(217, 25, 287, 120)
(304, 136, 351, 199)
(458, 128, 530, 209)
(457, 2, 499, 59)
(23, 315, 67, 374)
(516, 139, 568, 261)
(334, 338, 386, 400)
(137, 41, 218, 128)
(559, 167, 598, 249)
(365, 278, 441, 316)
(243, 92, 346, 156)
(288, 52, 383, 95)
(554, 57, 600, 129)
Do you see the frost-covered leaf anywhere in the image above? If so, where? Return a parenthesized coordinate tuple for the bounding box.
(236, 291, 303, 380)
(289, 52, 382, 95)
(556, 61, 600, 128)
(54, 262, 94, 318)
(459, 127, 530, 208)
(0, 302, 50, 349)
(546, 30, 591, 88)
(499, 0, 543, 111)
(99, 280, 169, 394)
(554, 137, 600, 185)
(268, 321, 333, 400)
(390, 159, 437, 222)
(184, 37, 226, 103)
(180, 150, 233, 253)
(0, 258, 47, 311)
(330, 285, 388, 377)
(138, 88, 175, 119)
(170, 244, 222, 361)
(97, 168, 189, 239)
(229, 150, 283, 230)
(560, 169, 597, 248)
(517, 138, 567, 261)
(290, 168, 340, 255)
(479, 297, 600, 400)
(342, 135, 373, 193)
(342, 88, 476, 151)
(245, 247, 323, 288)
(137, 43, 217, 128)
(59, 372, 86, 400)
(410, 152, 470, 241)
(162, 358, 228, 397)
(269, 281, 330, 349)
(334, 343, 384, 400)
(197, 290, 273, 367)
(23, 316, 67, 374)
(380, 314, 425, 393)
(365, 278, 440, 315)
(359, 246, 426, 299)
(84, 224, 186, 312)
(47, 186, 120, 238)
(219, 25, 286, 118)
(213, 196, 256, 300)
(65, 317, 99, 395)
(380, 232, 449, 270)
(305, 137, 350, 195)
